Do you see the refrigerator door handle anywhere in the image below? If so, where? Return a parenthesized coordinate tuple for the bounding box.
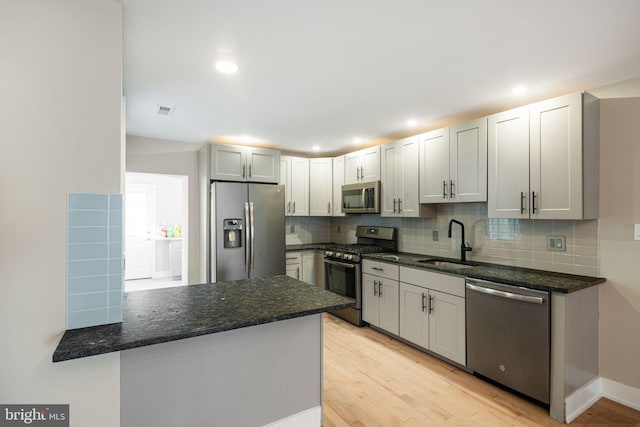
(244, 202, 250, 272)
(249, 202, 255, 272)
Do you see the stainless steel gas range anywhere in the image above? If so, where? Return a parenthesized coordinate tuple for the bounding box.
(324, 226, 396, 326)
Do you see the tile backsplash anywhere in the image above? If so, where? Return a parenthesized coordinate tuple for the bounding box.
(66, 193, 124, 329)
(324, 203, 599, 276)
(285, 216, 331, 245)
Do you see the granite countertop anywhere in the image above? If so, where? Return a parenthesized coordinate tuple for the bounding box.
(363, 252, 605, 293)
(286, 243, 331, 251)
(53, 275, 353, 362)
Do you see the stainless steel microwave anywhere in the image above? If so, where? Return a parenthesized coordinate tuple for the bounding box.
(341, 181, 380, 213)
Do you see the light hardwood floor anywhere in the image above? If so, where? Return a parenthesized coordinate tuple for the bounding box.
(322, 314, 640, 426)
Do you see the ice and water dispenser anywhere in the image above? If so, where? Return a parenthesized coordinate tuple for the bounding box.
(223, 219, 243, 248)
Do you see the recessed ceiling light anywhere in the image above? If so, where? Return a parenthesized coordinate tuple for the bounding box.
(353, 137, 362, 145)
(312, 145, 320, 152)
(215, 61, 239, 74)
(512, 85, 527, 95)
(407, 119, 418, 127)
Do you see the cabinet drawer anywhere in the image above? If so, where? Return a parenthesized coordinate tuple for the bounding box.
(400, 266, 465, 298)
(362, 260, 399, 280)
(285, 252, 302, 265)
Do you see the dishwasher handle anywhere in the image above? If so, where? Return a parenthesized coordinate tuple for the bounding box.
(465, 282, 544, 304)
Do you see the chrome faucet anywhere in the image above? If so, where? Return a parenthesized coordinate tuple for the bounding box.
(448, 219, 472, 262)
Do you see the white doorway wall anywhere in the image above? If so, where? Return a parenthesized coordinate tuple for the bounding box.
(125, 172, 189, 291)
(124, 184, 155, 280)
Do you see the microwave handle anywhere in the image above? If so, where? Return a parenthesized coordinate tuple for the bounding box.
(362, 188, 366, 208)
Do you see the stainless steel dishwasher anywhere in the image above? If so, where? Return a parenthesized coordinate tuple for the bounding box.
(466, 278, 550, 404)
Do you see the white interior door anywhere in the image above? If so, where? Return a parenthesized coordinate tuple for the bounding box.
(125, 184, 155, 280)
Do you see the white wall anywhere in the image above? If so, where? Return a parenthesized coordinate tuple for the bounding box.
(126, 172, 188, 278)
(598, 97, 640, 390)
(126, 136, 201, 283)
(0, 1, 122, 425)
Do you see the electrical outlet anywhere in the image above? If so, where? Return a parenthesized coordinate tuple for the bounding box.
(634, 224, 640, 241)
(432, 230, 439, 241)
(290, 225, 295, 234)
(547, 235, 566, 252)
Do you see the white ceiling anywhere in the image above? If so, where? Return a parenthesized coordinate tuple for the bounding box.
(123, 0, 640, 155)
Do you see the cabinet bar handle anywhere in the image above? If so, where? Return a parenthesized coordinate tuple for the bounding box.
(293, 201, 296, 213)
(428, 294, 434, 314)
(520, 192, 526, 214)
(360, 166, 364, 178)
(398, 198, 402, 212)
(378, 282, 383, 297)
(296, 267, 300, 279)
(532, 191, 537, 214)
(328, 201, 331, 214)
(443, 180, 447, 199)
(373, 280, 378, 296)
(242, 164, 246, 178)
(421, 293, 426, 312)
(248, 164, 252, 178)
(287, 201, 291, 214)
(371, 266, 384, 271)
(450, 180, 455, 198)
(393, 198, 397, 213)
(357, 167, 361, 180)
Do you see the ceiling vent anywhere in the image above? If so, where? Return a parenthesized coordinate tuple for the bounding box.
(155, 105, 175, 116)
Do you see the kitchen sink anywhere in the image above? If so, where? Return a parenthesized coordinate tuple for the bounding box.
(417, 259, 475, 270)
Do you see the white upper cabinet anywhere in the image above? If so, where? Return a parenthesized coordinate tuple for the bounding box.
(418, 128, 449, 203)
(488, 106, 530, 218)
(381, 141, 399, 216)
(344, 146, 381, 184)
(488, 92, 599, 219)
(332, 155, 345, 216)
(381, 137, 435, 217)
(210, 144, 280, 183)
(279, 156, 309, 216)
(419, 118, 487, 204)
(309, 158, 333, 216)
(449, 118, 487, 202)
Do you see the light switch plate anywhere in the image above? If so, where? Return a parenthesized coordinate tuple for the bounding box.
(634, 224, 640, 241)
(547, 235, 566, 252)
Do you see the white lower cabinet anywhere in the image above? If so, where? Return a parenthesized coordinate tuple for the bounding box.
(399, 283, 429, 348)
(399, 267, 466, 366)
(285, 252, 302, 280)
(286, 250, 324, 287)
(302, 251, 325, 287)
(362, 261, 399, 335)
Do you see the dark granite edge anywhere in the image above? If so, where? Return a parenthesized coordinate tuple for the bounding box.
(285, 243, 331, 251)
(52, 301, 352, 362)
(362, 252, 606, 294)
(464, 272, 606, 293)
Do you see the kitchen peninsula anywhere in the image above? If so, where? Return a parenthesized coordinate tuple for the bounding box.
(54, 276, 352, 427)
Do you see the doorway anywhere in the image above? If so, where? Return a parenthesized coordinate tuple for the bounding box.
(124, 172, 188, 292)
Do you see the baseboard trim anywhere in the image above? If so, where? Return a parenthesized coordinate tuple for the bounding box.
(601, 377, 640, 411)
(565, 377, 601, 423)
(262, 406, 322, 427)
(565, 377, 640, 423)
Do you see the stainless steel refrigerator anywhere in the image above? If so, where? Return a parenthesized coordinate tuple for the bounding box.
(211, 182, 285, 282)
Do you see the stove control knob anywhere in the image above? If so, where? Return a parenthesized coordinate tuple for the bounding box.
(336, 252, 343, 258)
(325, 251, 333, 257)
(345, 254, 353, 261)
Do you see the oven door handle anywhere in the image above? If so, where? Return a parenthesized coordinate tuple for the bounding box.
(324, 259, 356, 269)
